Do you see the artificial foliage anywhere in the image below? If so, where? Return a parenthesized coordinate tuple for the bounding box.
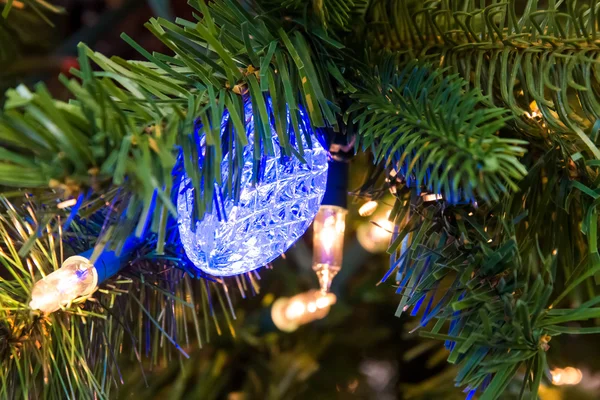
(1, 0, 600, 399)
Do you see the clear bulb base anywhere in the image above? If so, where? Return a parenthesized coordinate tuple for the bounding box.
(312, 263, 341, 294)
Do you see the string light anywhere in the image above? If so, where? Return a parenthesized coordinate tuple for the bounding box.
(357, 210, 394, 253)
(358, 200, 378, 217)
(422, 193, 443, 202)
(29, 238, 138, 314)
(57, 198, 78, 209)
(271, 290, 337, 332)
(312, 206, 347, 293)
(29, 256, 97, 313)
(551, 367, 583, 386)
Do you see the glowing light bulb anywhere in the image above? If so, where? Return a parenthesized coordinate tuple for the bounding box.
(271, 290, 337, 332)
(285, 301, 306, 320)
(358, 201, 378, 217)
(312, 205, 347, 293)
(357, 210, 395, 253)
(551, 367, 582, 386)
(29, 256, 97, 314)
(422, 193, 443, 202)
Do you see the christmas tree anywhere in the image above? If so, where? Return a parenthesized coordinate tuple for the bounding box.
(2, 0, 600, 399)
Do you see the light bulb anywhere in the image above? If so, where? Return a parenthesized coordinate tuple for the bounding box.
(29, 256, 98, 314)
(357, 212, 394, 253)
(312, 205, 347, 293)
(358, 201, 378, 217)
(29, 238, 139, 314)
(421, 193, 443, 202)
(271, 290, 337, 332)
(551, 367, 582, 386)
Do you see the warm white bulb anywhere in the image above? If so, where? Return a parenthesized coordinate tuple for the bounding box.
(422, 193, 443, 202)
(357, 215, 394, 253)
(315, 296, 331, 309)
(551, 367, 582, 386)
(271, 290, 337, 332)
(319, 225, 338, 252)
(359, 201, 378, 217)
(285, 300, 306, 320)
(312, 206, 347, 293)
(29, 256, 97, 314)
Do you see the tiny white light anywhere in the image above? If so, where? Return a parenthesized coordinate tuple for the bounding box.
(551, 367, 582, 386)
(29, 256, 97, 314)
(422, 193, 443, 202)
(357, 215, 394, 253)
(285, 300, 306, 320)
(358, 201, 378, 217)
(271, 290, 337, 332)
(312, 206, 347, 293)
(57, 199, 78, 209)
(315, 296, 331, 309)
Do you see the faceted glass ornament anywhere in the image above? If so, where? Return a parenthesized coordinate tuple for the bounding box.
(177, 102, 328, 276)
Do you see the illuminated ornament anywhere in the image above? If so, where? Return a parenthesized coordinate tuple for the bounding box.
(177, 101, 329, 276)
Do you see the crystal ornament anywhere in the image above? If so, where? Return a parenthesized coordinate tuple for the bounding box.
(177, 102, 328, 276)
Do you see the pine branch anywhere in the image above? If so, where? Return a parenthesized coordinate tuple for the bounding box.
(350, 7, 600, 395)
(0, 200, 118, 399)
(362, 0, 600, 159)
(378, 142, 600, 399)
(0, 198, 243, 399)
(0, 0, 63, 68)
(0, 6, 60, 71)
(0, 0, 342, 252)
(0, 0, 62, 21)
(349, 58, 527, 203)
(260, 0, 369, 32)
(381, 190, 600, 399)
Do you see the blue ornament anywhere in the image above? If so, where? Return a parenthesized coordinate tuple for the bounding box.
(177, 101, 328, 276)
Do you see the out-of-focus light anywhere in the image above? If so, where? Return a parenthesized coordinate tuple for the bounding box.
(551, 367, 582, 386)
(271, 290, 337, 332)
(422, 193, 443, 202)
(286, 300, 306, 319)
(360, 359, 396, 393)
(359, 201, 378, 217)
(347, 379, 359, 393)
(57, 198, 78, 209)
(29, 256, 97, 314)
(524, 100, 540, 119)
(357, 213, 394, 254)
(312, 205, 347, 293)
